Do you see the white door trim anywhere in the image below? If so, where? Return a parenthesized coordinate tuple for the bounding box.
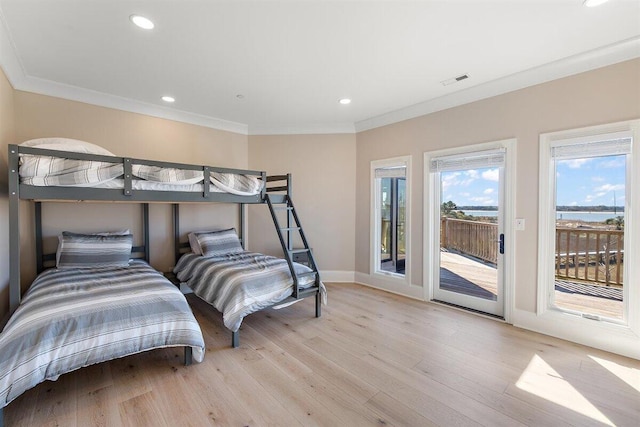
(423, 139, 516, 323)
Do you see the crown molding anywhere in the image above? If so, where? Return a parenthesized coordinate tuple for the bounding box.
(248, 122, 355, 136)
(355, 36, 640, 133)
(20, 75, 249, 134)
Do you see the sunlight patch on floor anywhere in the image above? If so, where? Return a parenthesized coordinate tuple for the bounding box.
(589, 355, 640, 393)
(516, 354, 614, 426)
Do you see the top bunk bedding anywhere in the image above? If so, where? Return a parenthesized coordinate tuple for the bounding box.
(12, 138, 265, 202)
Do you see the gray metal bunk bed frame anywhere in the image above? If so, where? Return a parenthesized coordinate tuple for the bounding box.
(7, 143, 322, 346)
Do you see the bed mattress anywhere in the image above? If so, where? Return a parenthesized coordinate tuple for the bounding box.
(173, 251, 325, 332)
(0, 260, 205, 408)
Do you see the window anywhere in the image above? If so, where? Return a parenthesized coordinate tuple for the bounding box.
(539, 122, 638, 333)
(371, 156, 410, 281)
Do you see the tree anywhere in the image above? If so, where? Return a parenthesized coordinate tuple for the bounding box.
(441, 201, 457, 216)
(605, 216, 624, 230)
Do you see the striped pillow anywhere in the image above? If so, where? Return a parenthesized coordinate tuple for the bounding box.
(56, 232, 133, 269)
(194, 228, 244, 257)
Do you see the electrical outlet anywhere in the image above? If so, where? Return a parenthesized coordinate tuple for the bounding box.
(515, 218, 525, 231)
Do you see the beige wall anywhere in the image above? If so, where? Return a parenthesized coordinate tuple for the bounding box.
(355, 58, 640, 313)
(0, 66, 15, 321)
(14, 91, 248, 166)
(248, 134, 356, 275)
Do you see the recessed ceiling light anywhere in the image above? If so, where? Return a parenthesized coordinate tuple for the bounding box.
(339, 98, 351, 105)
(161, 96, 175, 103)
(130, 14, 154, 30)
(583, 0, 609, 7)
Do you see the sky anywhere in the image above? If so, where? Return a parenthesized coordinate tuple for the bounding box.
(440, 153, 626, 209)
(556, 154, 626, 207)
(441, 167, 499, 207)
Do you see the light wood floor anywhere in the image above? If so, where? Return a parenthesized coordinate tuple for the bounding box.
(5, 283, 639, 426)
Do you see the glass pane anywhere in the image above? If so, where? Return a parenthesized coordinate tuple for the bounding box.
(553, 154, 625, 320)
(380, 177, 392, 264)
(378, 177, 406, 276)
(438, 167, 499, 301)
(396, 178, 406, 274)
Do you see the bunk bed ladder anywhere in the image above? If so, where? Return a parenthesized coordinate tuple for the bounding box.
(265, 194, 321, 307)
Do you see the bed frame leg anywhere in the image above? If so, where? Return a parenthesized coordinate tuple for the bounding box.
(231, 330, 239, 348)
(315, 292, 321, 318)
(184, 347, 193, 366)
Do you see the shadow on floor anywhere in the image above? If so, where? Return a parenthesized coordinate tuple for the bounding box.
(439, 268, 496, 301)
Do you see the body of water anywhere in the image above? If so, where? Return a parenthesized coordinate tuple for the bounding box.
(555, 211, 623, 222)
(461, 210, 624, 222)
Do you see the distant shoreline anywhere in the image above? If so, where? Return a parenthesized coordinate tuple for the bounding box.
(556, 211, 624, 214)
(458, 206, 624, 213)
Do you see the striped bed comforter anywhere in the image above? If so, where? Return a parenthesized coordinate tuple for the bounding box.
(174, 252, 324, 332)
(19, 155, 263, 195)
(0, 260, 205, 409)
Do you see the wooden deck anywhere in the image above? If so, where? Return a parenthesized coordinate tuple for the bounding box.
(440, 250, 498, 300)
(440, 251, 623, 319)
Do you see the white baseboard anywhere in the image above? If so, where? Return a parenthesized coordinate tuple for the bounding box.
(319, 270, 355, 283)
(512, 308, 640, 360)
(353, 271, 425, 300)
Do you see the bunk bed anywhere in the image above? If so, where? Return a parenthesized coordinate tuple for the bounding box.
(3, 138, 323, 425)
(172, 221, 325, 348)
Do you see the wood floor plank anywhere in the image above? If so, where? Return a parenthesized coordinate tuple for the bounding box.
(238, 355, 345, 426)
(29, 367, 78, 427)
(295, 373, 389, 426)
(189, 345, 302, 426)
(364, 391, 440, 427)
(118, 391, 167, 427)
(4, 282, 639, 426)
(363, 353, 527, 427)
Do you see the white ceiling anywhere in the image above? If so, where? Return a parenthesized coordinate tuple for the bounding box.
(1, 1, 639, 135)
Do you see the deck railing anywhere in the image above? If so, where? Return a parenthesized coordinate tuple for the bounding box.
(440, 218, 498, 265)
(440, 218, 624, 287)
(555, 227, 623, 287)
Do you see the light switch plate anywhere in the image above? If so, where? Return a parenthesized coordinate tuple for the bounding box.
(515, 218, 525, 231)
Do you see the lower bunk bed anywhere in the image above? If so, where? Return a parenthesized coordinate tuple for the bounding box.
(173, 227, 326, 348)
(0, 232, 205, 427)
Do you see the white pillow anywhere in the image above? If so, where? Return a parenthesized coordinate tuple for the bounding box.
(20, 138, 115, 156)
(193, 229, 244, 258)
(188, 232, 203, 255)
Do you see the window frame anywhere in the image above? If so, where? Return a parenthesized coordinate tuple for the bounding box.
(370, 156, 411, 285)
(537, 120, 639, 341)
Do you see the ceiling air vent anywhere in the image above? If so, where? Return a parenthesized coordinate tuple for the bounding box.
(441, 74, 470, 86)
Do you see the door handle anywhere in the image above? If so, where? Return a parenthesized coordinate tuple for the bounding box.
(497, 233, 504, 254)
